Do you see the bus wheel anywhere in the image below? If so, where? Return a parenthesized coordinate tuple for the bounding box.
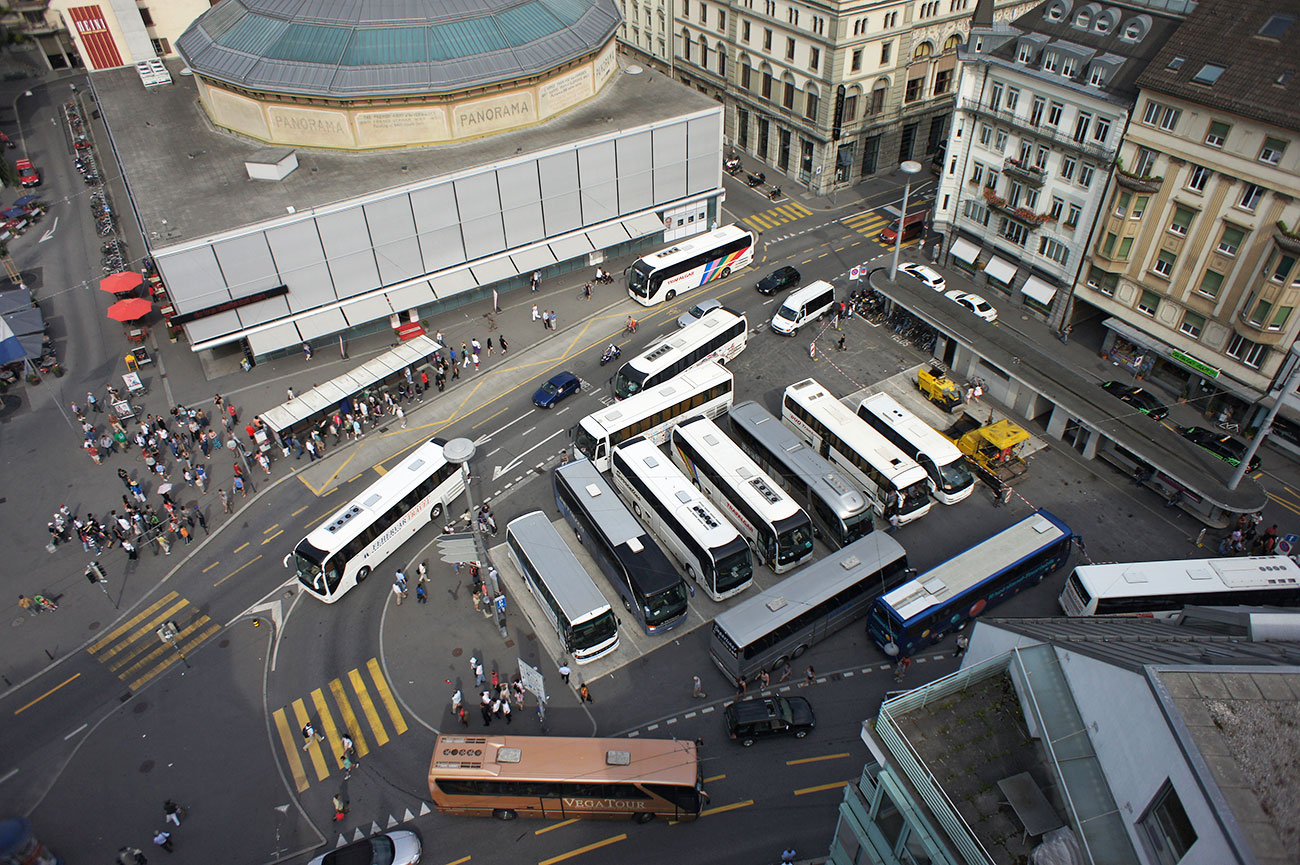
(665, 289, 676, 301)
(791, 644, 808, 658)
(357, 566, 371, 583)
(634, 812, 656, 824)
(720, 267, 731, 278)
(493, 809, 517, 821)
(430, 502, 443, 520)
(773, 656, 789, 672)
(621, 596, 632, 612)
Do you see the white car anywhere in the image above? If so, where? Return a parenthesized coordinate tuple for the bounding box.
(897, 263, 946, 291)
(944, 290, 998, 323)
(308, 830, 421, 865)
(677, 298, 722, 328)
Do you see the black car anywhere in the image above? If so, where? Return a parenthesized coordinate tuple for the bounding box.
(724, 695, 815, 746)
(1180, 426, 1261, 472)
(1100, 381, 1169, 420)
(756, 266, 801, 296)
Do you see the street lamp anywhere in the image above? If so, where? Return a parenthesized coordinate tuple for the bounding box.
(11, 89, 32, 155)
(444, 437, 507, 638)
(1229, 342, 1300, 489)
(889, 160, 924, 283)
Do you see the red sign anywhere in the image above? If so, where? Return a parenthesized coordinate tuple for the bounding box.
(67, 6, 123, 70)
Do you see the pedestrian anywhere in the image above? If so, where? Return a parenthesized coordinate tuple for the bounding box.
(578, 683, 593, 703)
(302, 722, 324, 750)
(502, 699, 512, 725)
(475, 659, 485, 687)
(532, 304, 540, 322)
(499, 334, 508, 355)
(233, 475, 246, 497)
(759, 669, 770, 690)
(393, 574, 408, 605)
(219, 488, 232, 513)
(303, 341, 313, 360)
(805, 665, 816, 686)
(549, 310, 557, 330)
(396, 406, 406, 428)
(256, 451, 271, 475)
(163, 800, 184, 826)
(152, 830, 173, 853)
(531, 270, 540, 291)
(88, 391, 102, 412)
(118, 846, 147, 865)
(287, 386, 296, 401)
(123, 539, 138, 560)
(584, 282, 591, 300)
(558, 661, 571, 684)
(692, 675, 706, 699)
(461, 342, 471, 369)
(893, 655, 913, 682)
(341, 752, 355, 779)
(491, 668, 500, 690)
(480, 699, 493, 727)
(451, 688, 463, 715)
(781, 849, 797, 864)
(458, 706, 469, 727)
(955, 635, 970, 656)
(837, 335, 846, 351)
(332, 794, 348, 822)
(416, 583, 427, 604)
(34, 594, 57, 611)
(18, 594, 37, 616)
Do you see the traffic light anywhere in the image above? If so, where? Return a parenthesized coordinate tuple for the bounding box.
(85, 562, 107, 584)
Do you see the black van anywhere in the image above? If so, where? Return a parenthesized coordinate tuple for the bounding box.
(724, 696, 816, 746)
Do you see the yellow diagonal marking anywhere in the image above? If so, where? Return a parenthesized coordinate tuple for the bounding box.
(273, 707, 310, 793)
(703, 774, 726, 783)
(787, 752, 849, 766)
(104, 599, 191, 668)
(741, 216, 766, 231)
(373, 464, 388, 476)
(348, 668, 389, 746)
(535, 818, 578, 835)
(89, 592, 179, 653)
(214, 554, 263, 588)
(292, 697, 330, 781)
(701, 799, 753, 816)
(787, 202, 812, 217)
(793, 780, 851, 796)
(123, 617, 216, 689)
(366, 657, 408, 735)
(312, 688, 344, 768)
(775, 204, 804, 220)
(329, 678, 370, 757)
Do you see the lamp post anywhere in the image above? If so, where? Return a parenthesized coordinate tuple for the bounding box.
(1229, 342, 1300, 489)
(444, 437, 507, 638)
(889, 160, 924, 282)
(12, 89, 32, 156)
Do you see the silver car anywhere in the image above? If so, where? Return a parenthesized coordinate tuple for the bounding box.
(308, 830, 421, 865)
(677, 298, 722, 328)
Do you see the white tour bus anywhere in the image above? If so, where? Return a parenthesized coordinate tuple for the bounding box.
(1059, 555, 1300, 618)
(505, 511, 620, 664)
(574, 361, 734, 472)
(782, 378, 933, 526)
(611, 437, 754, 602)
(627, 225, 755, 306)
(856, 392, 974, 505)
(727, 400, 875, 549)
(287, 437, 466, 603)
(613, 307, 747, 400)
(670, 415, 814, 574)
(770, 281, 835, 336)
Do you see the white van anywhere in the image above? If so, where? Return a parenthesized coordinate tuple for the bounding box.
(770, 280, 835, 335)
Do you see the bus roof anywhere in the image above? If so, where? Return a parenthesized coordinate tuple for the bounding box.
(612, 438, 742, 549)
(858, 392, 963, 463)
(674, 415, 803, 519)
(714, 533, 906, 648)
(626, 307, 744, 375)
(430, 735, 698, 786)
(505, 511, 610, 620)
(880, 512, 1070, 622)
(638, 225, 752, 269)
(302, 437, 447, 551)
(785, 378, 928, 484)
(1073, 556, 1300, 599)
(580, 361, 732, 434)
(554, 458, 684, 595)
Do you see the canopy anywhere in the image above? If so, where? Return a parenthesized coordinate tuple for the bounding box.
(12, 195, 39, 207)
(107, 297, 152, 321)
(0, 317, 23, 363)
(1, 208, 24, 219)
(100, 271, 144, 294)
(0, 286, 32, 315)
(2, 307, 43, 336)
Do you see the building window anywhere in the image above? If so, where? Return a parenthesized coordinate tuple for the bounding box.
(1061, 56, 1077, 77)
(786, 37, 795, 60)
(935, 69, 953, 94)
(1087, 266, 1118, 295)
(1117, 237, 1134, 260)
(719, 10, 726, 28)
(1005, 87, 1020, 111)
(1260, 137, 1287, 165)
(1050, 196, 1064, 220)
(1089, 65, 1106, 86)
(963, 199, 991, 226)
(699, 2, 707, 24)
(979, 124, 992, 146)
(1007, 180, 1023, 208)
(1131, 196, 1148, 219)
(986, 169, 999, 190)
(809, 47, 820, 71)
(1272, 254, 1297, 283)
(762, 71, 773, 99)
(1017, 42, 1034, 63)
(1137, 290, 1160, 316)
(1078, 163, 1095, 188)
(1239, 183, 1263, 212)
(905, 77, 923, 102)
(805, 89, 819, 119)
(1039, 235, 1069, 264)
(1180, 311, 1205, 339)
(1205, 120, 1231, 147)
(783, 78, 796, 109)
(151, 37, 170, 55)
(1270, 306, 1294, 330)
(990, 82, 1004, 110)
(763, 28, 772, 50)
(843, 94, 858, 122)
(1102, 232, 1117, 257)
(1153, 250, 1176, 278)
(1133, 147, 1158, 177)
(999, 218, 1029, 247)
(1192, 63, 1226, 85)
(1030, 97, 1045, 126)
(140, 7, 155, 26)
(869, 86, 886, 115)
(995, 130, 1008, 152)
(741, 63, 752, 89)
(1094, 117, 1111, 144)
(1066, 203, 1082, 229)
(1247, 298, 1273, 327)
(881, 42, 892, 65)
(1218, 226, 1245, 256)
(743, 20, 751, 41)
(1187, 164, 1210, 192)
(1048, 101, 1063, 126)
(1035, 146, 1050, 169)
(1226, 334, 1268, 368)
(1141, 101, 1181, 132)
(1197, 271, 1224, 298)
(971, 162, 984, 186)
(1114, 192, 1131, 218)
(1073, 112, 1091, 142)
(851, 48, 862, 72)
(1059, 156, 1076, 181)
(1043, 52, 1058, 73)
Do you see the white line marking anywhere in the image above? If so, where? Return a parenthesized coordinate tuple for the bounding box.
(64, 724, 88, 740)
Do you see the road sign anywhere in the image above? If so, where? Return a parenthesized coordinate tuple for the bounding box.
(436, 533, 477, 563)
(850, 265, 861, 281)
(1278, 534, 1298, 555)
(517, 658, 547, 704)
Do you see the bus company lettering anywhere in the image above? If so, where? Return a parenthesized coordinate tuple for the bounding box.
(562, 798, 639, 811)
(366, 495, 432, 556)
(723, 499, 755, 534)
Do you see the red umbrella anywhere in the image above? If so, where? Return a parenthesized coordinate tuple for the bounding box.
(107, 297, 153, 322)
(100, 271, 144, 294)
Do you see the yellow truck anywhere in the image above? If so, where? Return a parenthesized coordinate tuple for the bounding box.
(916, 365, 965, 413)
(943, 413, 1031, 486)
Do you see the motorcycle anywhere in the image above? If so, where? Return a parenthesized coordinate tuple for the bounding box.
(600, 345, 621, 366)
(593, 271, 614, 285)
(768, 186, 783, 201)
(724, 155, 743, 175)
(745, 171, 766, 188)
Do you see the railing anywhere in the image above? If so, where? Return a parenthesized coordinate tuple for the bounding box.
(983, 187, 1052, 228)
(1004, 158, 1046, 186)
(961, 99, 1117, 164)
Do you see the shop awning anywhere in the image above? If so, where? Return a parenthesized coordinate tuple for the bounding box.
(624, 212, 667, 239)
(984, 256, 1018, 284)
(1101, 317, 1258, 402)
(951, 237, 981, 264)
(2, 208, 25, 219)
(1021, 276, 1058, 305)
(586, 221, 631, 249)
(13, 195, 39, 207)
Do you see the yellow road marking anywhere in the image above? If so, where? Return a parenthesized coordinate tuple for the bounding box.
(787, 752, 849, 766)
(366, 657, 408, 735)
(793, 780, 851, 796)
(89, 592, 179, 653)
(214, 554, 263, 588)
(348, 668, 390, 746)
(444, 858, 471, 865)
(233, 542, 250, 554)
(472, 404, 510, 430)
(1267, 491, 1300, 517)
(263, 524, 279, 535)
(103, 599, 190, 667)
(329, 678, 370, 757)
(125, 619, 220, 690)
(292, 505, 309, 517)
(261, 529, 284, 545)
(535, 818, 578, 835)
(703, 773, 726, 783)
(13, 673, 80, 715)
(374, 464, 387, 476)
(312, 688, 344, 768)
(201, 561, 220, 573)
(537, 834, 626, 865)
(273, 707, 310, 792)
(292, 698, 330, 781)
(701, 800, 753, 817)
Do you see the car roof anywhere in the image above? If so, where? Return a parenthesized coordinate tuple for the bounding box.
(550, 371, 578, 384)
(901, 263, 940, 277)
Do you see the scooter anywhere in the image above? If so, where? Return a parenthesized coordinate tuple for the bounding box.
(768, 186, 783, 201)
(724, 155, 743, 175)
(745, 171, 766, 188)
(600, 345, 621, 366)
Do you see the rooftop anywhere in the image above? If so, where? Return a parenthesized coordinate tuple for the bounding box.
(91, 57, 717, 248)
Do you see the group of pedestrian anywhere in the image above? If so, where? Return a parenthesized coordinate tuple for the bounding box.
(476, 504, 498, 537)
(531, 305, 559, 330)
(476, 680, 525, 726)
(1220, 513, 1278, 556)
(116, 800, 186, 863)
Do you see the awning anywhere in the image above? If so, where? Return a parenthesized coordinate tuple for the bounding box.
(13, 195, 39, 207)
(2, 208, 25, 219)
(245, 321, 302, 356)
(385, 281, 435, 312)
(586, 221, 631, 249)
(623, 212, 667, 239)
(1021, 276, 1058, 305)
(429, 269, 477, 299)
(548, 233, 594, 262)
(510, 245, 557, 274)
(951, 237, 981, 264)
(470, 256, 519, 287)
(1101, 317, 1258, 402)
(340, 294, 393, 326)
(984, 256, 1018, 284)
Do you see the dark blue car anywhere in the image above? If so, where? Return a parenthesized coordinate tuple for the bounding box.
(533, 371, 581, 408)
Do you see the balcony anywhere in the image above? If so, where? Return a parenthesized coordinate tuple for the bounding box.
(1114, 157, 1163, 193)
(1276, 221, 1300, 256)
(1004, 158, 1046, 187)
(960, 99, 1116, 165)
(983, 187, 1052, 230)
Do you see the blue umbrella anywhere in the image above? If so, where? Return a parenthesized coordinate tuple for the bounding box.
(12, 195, 39, 207)
(1, 208, 25, 219)
(0, 317, 25, 363)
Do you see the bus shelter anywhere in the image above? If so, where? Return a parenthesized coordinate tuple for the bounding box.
(260, 334, 442, 440)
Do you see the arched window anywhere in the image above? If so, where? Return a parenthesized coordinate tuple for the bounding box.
(804, 83, 820, 120)
(783, 73, 797, 110)
(843, 85, 862, 122)
(870, 77, 890, 115)
(717, 44, 727, 77)
(944, 34, 962, 52)
(739, 53, 753, 89)
(699, 35, 709, 69)
(914, 42, 933, 59)
(682, 28, 691, 62)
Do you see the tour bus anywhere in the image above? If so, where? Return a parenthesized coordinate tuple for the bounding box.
(728, 401, 875, 549)
(670, 415, 814, 574)
(611, 437, 753, 602)
(627, 224, 755, 307)
(429, 734, 703, 823)
(866, 511, 1073, 656)
(1059, 555, 1300, 618)
(553, 458, 690, 634)
(709, 533, 909, 686)
(782, 378, 933, 525)
(613, 307, 747, 400)
(856, 392, 974, 505)
(770, 281, 836, 336)
(286, 436, 465, 603)
(574, 361, 734, 472)
(505, 512, 619, 664)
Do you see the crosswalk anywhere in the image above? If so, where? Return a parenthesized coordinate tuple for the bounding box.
(272, 657, 409, 792)
(741, 201, 812, 232)
(87, 591, 220, 692)
(840, 210, 889, 240)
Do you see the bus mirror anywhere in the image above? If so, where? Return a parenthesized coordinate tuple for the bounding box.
(904, 567, 918, 578)
(282, 554, 292, 569)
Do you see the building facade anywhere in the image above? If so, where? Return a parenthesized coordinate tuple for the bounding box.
(614, 0, 1037, 194)
(933, 0, 1187, 325)
(1071, 0, 1300, 432)
(0, 0, 210, 70)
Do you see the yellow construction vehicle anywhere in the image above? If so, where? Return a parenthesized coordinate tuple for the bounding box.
(917, 364, 965, 413)
(943, 413, 1031, 486)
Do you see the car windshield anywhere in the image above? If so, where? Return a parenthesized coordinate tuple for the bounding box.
(777, 304, 798, 322)
(541, 381, 560, 395)
(777, 699, 793, 724)
(322, 836, 395, 865)
(688, 305, 706, 318)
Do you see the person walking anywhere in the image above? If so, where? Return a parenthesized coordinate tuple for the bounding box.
(332, 794, 348, 823)
(219, 488, 232, 514)
(558, 662, 571, 684)
(502, 699, 512, 725)
(192, 505, 208, 535)
(302, 722, 324, 750)
(804, 665, 816, 686)
(233, 475, 246, 498)
(461, 342, 471, 369)
(118, 845, 147, 865)
(499, 334, 508, 355)
(393, 571, 408, 605)
(396, 406, 406, 428)
(474, 658, 485, 687)
(303, 341, 313, 361)
(692, 675, 706, 699)
(531, 270, 540, 292)
(583, 282, 591, 300)
(18, 594, 37, 616)
(480, 693, 493, 727)
(578, 683, 593, 703)
(451, 688, 463, 715)
(152, 830, 173, 853)
(416, 583, 427, 604)
(532, 304, 540, 323)
(163, 800, 184, 826)
(549, 310, 557, 330)
(88, 391, 102, 413)
(893, 655, 913, 682)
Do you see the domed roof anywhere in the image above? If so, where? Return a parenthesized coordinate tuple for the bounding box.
(177, 0, 621, 99)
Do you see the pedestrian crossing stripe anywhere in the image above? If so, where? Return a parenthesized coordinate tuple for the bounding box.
(273, 658, 407, 792)
(741, 201, 812, 231)
(840, 212, 924, 247)
(86, 591, 221, 691)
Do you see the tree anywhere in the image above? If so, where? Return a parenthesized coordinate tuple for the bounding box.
(0, 158, 18, 189)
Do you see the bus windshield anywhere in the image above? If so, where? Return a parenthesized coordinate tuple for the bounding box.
(777, 522, 815, 566)
(292, 542, 330, 593)
(574, 425, 599, 462)
(938, 459, 974, 493)
(614, 368, 647, 400)
(628, 264, 651, 297)
(645, 583, 690, 626)
(901, 480, 931, 512)
(572, 611, 619, 653)
(842, 510, 875, 544)
(716, 543, 754, 594)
